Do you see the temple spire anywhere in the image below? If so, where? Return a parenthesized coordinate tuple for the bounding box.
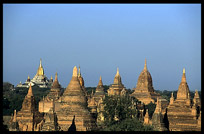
(116, 67, 120, 76)
(55, 72, 58, 81)
(181, 68, 186, 82)
(27, 84, 33, 97)
(40, 58, 42, 67)
(98, 76, 103, 86)
(78, 65, 81, 77)
(28, 75, 30, 79)
(73, 66, 78, 77)
(144, 58, 147, 71)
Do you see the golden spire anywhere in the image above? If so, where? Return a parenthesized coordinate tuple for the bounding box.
(183, 68, 185, 74)
(37, 58, 44, 76)
(28, 75, 30, 79)
(73, 66, 78, 77)
(27, 84, 33, 97)
(78, 65, 81, 77)
(98, 76, 103, 86)
(55, 72, 58, 81)
(144, 58, 147, 71)
(51, 75, 53, 80)
(40, 58, 42, 67)
(181, 68, 186, 82)
(116, 67, 120, 76)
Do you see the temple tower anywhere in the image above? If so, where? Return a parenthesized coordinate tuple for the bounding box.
(56, 66, 96, 131)
(167, 68, 200, 131)
(131, 59, 161, 104)
(39, 72, 61, 113)
(151, 98, 168, 131)
(16, 84, 43, 131)
(107, 68, 126, 96)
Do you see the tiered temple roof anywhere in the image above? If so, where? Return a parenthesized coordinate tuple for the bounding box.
(16, 84, 43, 131)
(39, 73, 61, 113)
(167, 68, 200, 131)
(131, 59, 160, 104)
(56, 66, 96, 131)
(107, 68, 126, 96)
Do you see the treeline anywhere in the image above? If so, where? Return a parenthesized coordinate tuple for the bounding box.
(3, 82, 201, 116)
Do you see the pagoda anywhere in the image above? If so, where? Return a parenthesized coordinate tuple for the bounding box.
(167, 68, 201, 131)
(92, 76, 105, 103)
(15, 84, 43, 131)
(39, 72, 61, 113)
(16, 59, 53, 88)
(107, 68, 127, 96)
(56, 66, 96, 131)
(131, 59, 160, 105)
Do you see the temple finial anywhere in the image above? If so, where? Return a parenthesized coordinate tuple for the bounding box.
(73, 66, 78, 77)
(98, 76, 103, 86)
(78, 65, 81, 77)
(171, 92, 174, 97)
(40, 58, 42, 67)
(144, 58, 147, 71)
(183, 68, 185, 74)
(181, 68, 186, 82)
(28, 75, 30, 79)
(116, 67, 119, 76)
(27, 83, 33, 97)
(55, 72, 58, 81)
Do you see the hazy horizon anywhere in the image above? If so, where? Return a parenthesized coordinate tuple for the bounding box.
(3, 4, 201, 91)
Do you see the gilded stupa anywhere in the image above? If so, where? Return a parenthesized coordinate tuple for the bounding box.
(131, 59, 160, 104)
(167, 68, 201, 131)
(16, 59, 53, 88)
(56, 66, 96, 131)
(107, 68, 127, 96)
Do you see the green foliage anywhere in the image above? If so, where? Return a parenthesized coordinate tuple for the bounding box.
(101, 118, 154, 131)
(3, 84, 50, 116)
(102, 95, 140, 126)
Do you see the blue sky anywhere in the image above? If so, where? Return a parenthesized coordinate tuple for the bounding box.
(3, 4, 201, 91)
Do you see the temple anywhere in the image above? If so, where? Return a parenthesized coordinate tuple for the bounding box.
(10, 84, 44, 131)
(131, 59, 161, 105)
(167, 68, 201, 131)
(107, 68, 127, 96)
(39, 72, 61, 113)
(56, 66, 96, 131)
(16, 59, 53, 88)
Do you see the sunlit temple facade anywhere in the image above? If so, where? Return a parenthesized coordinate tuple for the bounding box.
(16, 59, 53, 88)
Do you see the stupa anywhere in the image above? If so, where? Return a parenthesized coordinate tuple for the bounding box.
(131, 59, 160, 105)
(16, 59, 53, 88)
(56, 66, 96, 131)
(15, 84, 43, 131)
(167, 68, 201, 131)
(151, 98, 168, 131)
(39, 72, 61, 113)
(107, 68, 126, 96)
(92, 76, 105, 103)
